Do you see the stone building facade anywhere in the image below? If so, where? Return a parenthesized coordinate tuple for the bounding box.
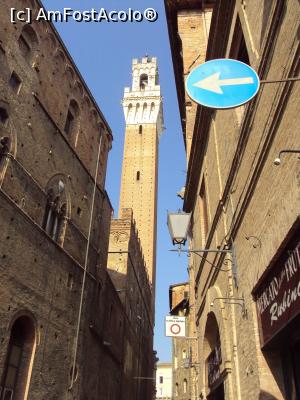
(107, 208, 155, 400)
(155, 362, 172, 400)
(169, 283, 192, 400)
(0, 1, 155, 400)
(165, 0, 300, 399)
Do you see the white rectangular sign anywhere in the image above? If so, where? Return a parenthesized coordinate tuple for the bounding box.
(165, 316, 186, 337)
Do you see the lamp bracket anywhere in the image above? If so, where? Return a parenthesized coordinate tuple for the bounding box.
(169, 244, 238, 288)
(211, 296, 247, 318)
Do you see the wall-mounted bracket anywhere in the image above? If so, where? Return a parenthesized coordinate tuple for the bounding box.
(211, 296, 247, 318)
(169, 241, 238, 288)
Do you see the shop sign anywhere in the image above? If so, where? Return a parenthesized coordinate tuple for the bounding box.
(206, 339, 222, 387)
(254, 232, 300, 346)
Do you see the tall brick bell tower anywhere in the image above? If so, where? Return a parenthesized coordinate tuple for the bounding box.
(119, 57, 164, 290)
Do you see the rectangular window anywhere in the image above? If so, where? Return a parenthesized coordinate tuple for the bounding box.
(136, 171, 140, 181)
(159, 376, 163, 384)
(199, 178, 209, 243)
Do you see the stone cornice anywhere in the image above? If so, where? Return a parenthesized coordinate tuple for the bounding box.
(122, 95, 162, 102)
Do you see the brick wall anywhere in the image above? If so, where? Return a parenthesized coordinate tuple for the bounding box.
(166, 0, 300, 399)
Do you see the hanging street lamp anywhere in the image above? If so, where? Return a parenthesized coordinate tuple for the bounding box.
(167, 211, 238, 288)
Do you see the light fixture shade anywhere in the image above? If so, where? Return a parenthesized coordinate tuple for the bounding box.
(167, 211, 191, 245)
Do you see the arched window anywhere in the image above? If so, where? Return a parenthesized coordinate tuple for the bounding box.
(54, 49, 66, 67)
(9, 71, 22, 94)
(127, 104, 133, 123)
(140, 74, 148, 90)
(149, 102, 155, 121)
(142, 103, 147, 121)
(46, 32, 57, 51)
(204, 312, 222, 391)
(42, 178, 68, 243)
(1, 316, 36, 400)
(18, 25, 38, 62)
(183, 379, 187, 393)
(64, 99, 80, 139)
(139, 125, 142, 134)
(66, 65, 75, 82)
(134, 103, 140, 123)
(74, 81, 83, 97)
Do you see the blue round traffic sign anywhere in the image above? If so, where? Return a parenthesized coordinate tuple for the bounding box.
(186, 59, 260, 109)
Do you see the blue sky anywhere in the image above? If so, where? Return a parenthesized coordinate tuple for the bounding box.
(42, 0, 189, 362)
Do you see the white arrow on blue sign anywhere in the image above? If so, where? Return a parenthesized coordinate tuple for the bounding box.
(186, 59, 260, 109)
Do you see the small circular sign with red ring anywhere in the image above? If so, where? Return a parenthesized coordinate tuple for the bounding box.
(170, 323, 181, 335)
(165, 316, 186, 337)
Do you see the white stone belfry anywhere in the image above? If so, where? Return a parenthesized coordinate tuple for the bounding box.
(122, 56, 164, 137)
(119, 56, 164, 290)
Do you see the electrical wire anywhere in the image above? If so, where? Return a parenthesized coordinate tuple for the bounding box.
(69, 131, 103, 390)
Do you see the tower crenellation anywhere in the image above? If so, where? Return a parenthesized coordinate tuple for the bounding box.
(122, 57, 164, 136)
